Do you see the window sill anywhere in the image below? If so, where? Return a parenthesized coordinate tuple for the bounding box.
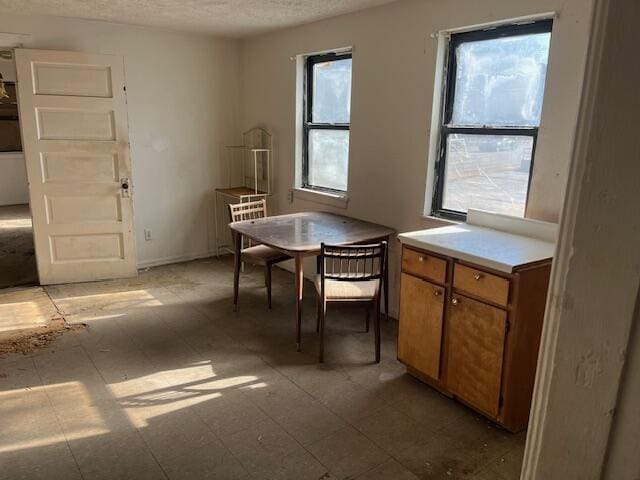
(420, 213, 459, 226)
(292, 187, 349, 209)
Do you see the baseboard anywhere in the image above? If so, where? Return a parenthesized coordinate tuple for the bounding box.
(137, 250, 220, 269)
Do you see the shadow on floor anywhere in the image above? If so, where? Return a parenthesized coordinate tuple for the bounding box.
(0, 204, 38, 290)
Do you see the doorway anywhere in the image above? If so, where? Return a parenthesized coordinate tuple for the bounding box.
(0, 50, 38, 289)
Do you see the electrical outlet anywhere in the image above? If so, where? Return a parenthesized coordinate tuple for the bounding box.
(288, 189, 294, 203)
(144, 229, 152, 241)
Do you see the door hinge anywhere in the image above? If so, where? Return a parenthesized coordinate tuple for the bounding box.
(505, 320, 511, 334)
(499, 395, 504, 408)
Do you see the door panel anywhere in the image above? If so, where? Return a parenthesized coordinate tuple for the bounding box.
(50, 234, 124, 262)
(447, 294, 507, 417)
(398, 273, 445, 380)
(36, 107, 116, 141)
(41, 152, 118, 183)
(15, 48, 136, 284)
(32, 62, 113, 97)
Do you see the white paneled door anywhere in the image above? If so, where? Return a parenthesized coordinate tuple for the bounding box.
(15, 49, 137, 285)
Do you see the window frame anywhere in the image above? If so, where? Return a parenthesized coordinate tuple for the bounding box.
(302, 51, 352, 194)
(432, 19, 553, 220)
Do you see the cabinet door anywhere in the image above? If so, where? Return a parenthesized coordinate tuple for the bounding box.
(398, 273, 445, 379)
(447, 294, 507, 417)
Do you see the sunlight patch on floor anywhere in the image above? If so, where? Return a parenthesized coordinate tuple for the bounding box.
(0, 382, 110, 454)
(0, 287, 58, 333)
(108, 364, 261, 428)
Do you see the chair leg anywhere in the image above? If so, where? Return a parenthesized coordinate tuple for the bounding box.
(233, 234, 241, 311)
(374, 297, 381, 363)
(265, 264, 272, 309)
(319, 301, 326, 363)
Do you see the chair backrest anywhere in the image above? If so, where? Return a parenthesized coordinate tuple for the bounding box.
(228, 199, 267, 224)
(320, 242, 387, 283)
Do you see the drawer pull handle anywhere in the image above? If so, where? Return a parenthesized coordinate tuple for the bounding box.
(418, 256, 425, 263)
(451, 298, 459, 305)
(474, 273, 483, 281)
(434, 290, 441, 296)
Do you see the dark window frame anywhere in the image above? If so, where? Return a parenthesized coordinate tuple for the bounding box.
(302, 51, 352, 194)
(432, 19, 553, 220)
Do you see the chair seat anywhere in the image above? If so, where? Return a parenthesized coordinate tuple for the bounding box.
(241, 244, 290, 265)
(314, 275, 379, 300)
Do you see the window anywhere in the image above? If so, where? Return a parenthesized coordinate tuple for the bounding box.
(303, 51, 352, 193)
(432, 20, 552, 219)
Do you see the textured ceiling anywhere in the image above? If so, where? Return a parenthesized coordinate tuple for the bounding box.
(0, 0, 398, 37)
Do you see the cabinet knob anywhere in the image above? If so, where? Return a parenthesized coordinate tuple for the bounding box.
(451, 298, 459, 305)
(418, 256, 425, 263)
(474, 273, 483, 281)
(434, 290, 441, 296)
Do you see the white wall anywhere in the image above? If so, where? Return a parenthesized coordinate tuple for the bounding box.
(240, 0, 593, 316)
(0, 14, 242, 267)
(0, 153, 28, 206)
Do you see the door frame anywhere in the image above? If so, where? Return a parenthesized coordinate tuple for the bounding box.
(522, 0, 640, 477)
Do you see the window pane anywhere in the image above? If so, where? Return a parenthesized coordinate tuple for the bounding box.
(312, 58, 352, 124)
(451, 32, 551, 127)
(442, 134, 534, 217)
(308, 129, 349, 191)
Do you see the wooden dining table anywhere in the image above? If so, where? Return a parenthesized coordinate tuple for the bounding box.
(229, 211, 395, 351)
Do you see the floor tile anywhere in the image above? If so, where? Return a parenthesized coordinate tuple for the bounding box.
(0, 442, 82, 480)
(159, 442, 246, 480)
(0, 257, 525, 480)
(307, 425, 389, 479)
(68, 428, 167, 480)
(353, 406, 431, 457)
(355, 458, 420, 480)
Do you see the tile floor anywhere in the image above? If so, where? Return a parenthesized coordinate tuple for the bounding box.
(0, 257, 525, 480)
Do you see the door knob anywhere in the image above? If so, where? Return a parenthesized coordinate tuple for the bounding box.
(120, 177, 131, 197)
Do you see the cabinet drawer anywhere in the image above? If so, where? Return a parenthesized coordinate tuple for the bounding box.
(402, 247, 447, 284)
(453, 264, 510, 307)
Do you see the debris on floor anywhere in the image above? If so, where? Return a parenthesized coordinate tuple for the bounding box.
(0, 316, 85, 356)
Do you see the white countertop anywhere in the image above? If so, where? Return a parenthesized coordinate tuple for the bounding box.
(399, 210, 556, 273)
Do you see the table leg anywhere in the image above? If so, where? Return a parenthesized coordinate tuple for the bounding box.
(233, 231, 241, 311)
(384, 235, 390, 321)
(295, 253, 304, 351)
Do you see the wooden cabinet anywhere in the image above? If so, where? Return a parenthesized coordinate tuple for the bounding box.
(447, 294, 507, 417)
(398, 273, 445, 380)
(397, 244, 551, 432)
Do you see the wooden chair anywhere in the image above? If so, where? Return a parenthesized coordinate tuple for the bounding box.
(315, 241, 387, 363)
(229, 199, 291, 309)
